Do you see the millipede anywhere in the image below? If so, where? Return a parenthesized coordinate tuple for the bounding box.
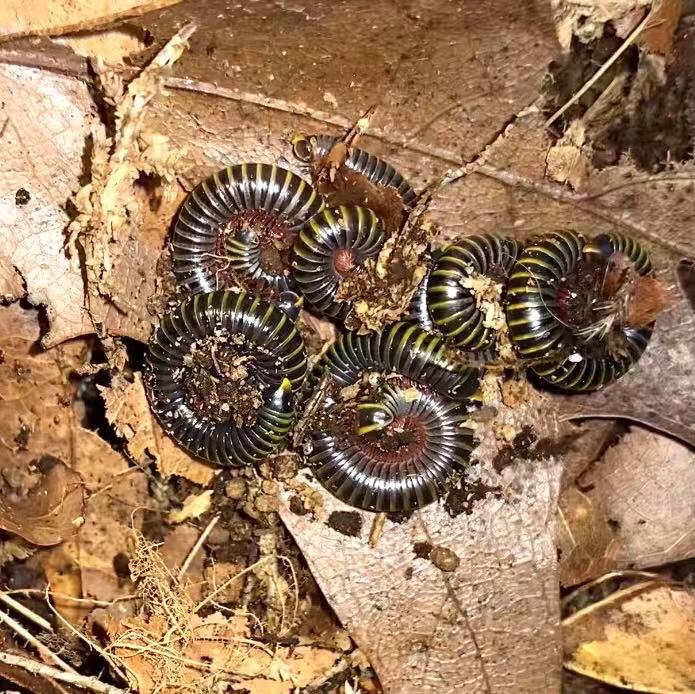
(145, 290, 307, 466)
(172, 163, 324, 297)
(305, 323, 479, 511)
(507, 230, 654, 391)
(426, 234, 521, 350)
(146, 138, 662, 513)
(308, 380, 475, 512)
(292, 205, 386, 319)
(291, 133, 418, 209)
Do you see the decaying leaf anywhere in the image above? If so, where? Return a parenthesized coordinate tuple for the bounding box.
(63, 427, 149, 603)
(0, 461, 84, 546)
(66, 24, 192, 363)
(563, 580, 695, 692)
(0, 0, 185, 39)
(560, 427, 695, 587)
(281, 391, 566, 693)
(557, 486, 622, 588)
(0, 64, 94, 346)
(0, 303, 85, 482)
(167, 490, 213, 524)
(101, 373, 215, 485)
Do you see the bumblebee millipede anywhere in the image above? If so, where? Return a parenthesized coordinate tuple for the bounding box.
(507, 230, 655, 391)
(305, 324, 478, 512)
(425, 234, 521, 350)
(292, 205, 386, 319)
(172, 163, 324, 297)
(145, 138, 660, 511)
(145, 290, 306, 466)
(291, 133, 418, 210)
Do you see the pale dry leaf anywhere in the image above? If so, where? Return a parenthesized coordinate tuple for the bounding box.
(280, 395, 565, 693)
(0, 461, 85, 546)
(557, 486, 622, 588)
(0, 257, 25, 302)
(563, 581, 695, 692)
(0, 0, 185, 39)
(100, 373, 215, 485)
(167, 490, 213, 524)
(0, 64, 94, 346)
(576, 428, 695, 572)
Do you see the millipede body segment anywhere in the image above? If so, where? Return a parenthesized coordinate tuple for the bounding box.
(293, 205, 386, 319)
(172, 163, 324, 297)
(304, 323, 479, 512)
(145, 290, 307, 466)
(426, 234, 520, 349)
(507, 230, 654, 391)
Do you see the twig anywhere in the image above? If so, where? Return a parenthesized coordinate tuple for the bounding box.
(178, 514, 220, 580)
(0, 609, 75, 673)
(0, 593, 53, 633)
(0, 651, 126, 694)
(545, 7, 654, 127)
(44, 588, 132, 687)
(4, 589, 136, 607)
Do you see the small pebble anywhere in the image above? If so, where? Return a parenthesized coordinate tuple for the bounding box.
(225, 478, 247, 500)
(430, 546, 460, 572)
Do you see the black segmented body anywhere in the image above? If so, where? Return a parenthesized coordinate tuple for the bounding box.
(172, 163, 324, 296)
(507, 231, 654, 391)
(309, 383, 474, 512)
(426, 234, 520, 349)
(323, 322, 481, 400)
(305, 323, 479, 511)
(292, 134, 418, 208)
(407, 268, 435, 332)
(145, 290, 307, 466)
(292, 205, 386, 319)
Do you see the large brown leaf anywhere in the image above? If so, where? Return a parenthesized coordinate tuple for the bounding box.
(0, 461, 84, 546)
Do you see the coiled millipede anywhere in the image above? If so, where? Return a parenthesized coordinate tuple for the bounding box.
(426, 234, 521, 349)
(291, 133, 418, 209)
(506, 230, 654, 391)
(145, 290, 307, 466)
(304, 323, 479, 511)
(292, 205, 386, 319)
(172, 163, 324, 298)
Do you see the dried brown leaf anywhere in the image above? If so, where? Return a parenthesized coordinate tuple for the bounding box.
(0, 462, 84, 546)
(101, 373, 215, 485)
(557, 487, 622, 587)
(167, 490, 213, 524)
(65, 427, 149, 603)
(0, 0, 184, 39)
(563, 581, 695, 692)
(0, 303, 86, 495)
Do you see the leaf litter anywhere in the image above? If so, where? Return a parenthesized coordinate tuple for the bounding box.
(0, 0, 694, 692)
